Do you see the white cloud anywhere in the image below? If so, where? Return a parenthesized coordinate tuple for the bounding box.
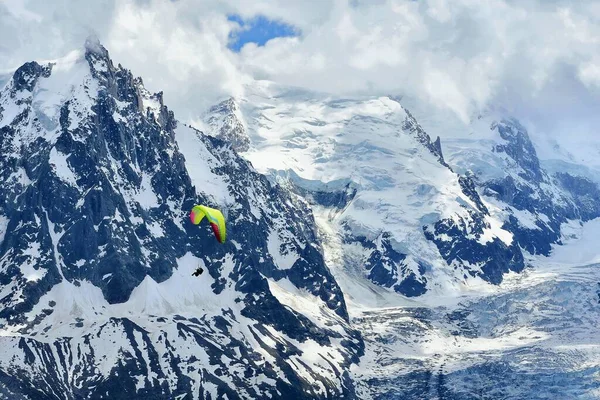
(579, 61, 600, 88)
(0, 0, 116, 66)
(103, 0, 251, 117)
(0, 0, 599, 141)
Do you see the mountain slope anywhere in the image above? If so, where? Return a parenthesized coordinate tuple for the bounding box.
(0, 40, 362, 399)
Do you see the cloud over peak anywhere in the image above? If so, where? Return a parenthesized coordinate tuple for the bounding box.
(1, 0, 598, 137)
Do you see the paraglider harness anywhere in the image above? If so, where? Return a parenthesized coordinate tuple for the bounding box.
(192, 266, 204, 277)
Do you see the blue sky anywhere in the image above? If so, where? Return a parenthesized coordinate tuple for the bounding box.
(227, 14, 299, 52)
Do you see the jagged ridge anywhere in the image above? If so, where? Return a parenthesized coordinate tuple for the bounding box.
(0, 40, 363, 399)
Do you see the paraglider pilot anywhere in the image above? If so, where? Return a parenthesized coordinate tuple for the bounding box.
(189, 204, 226, 278)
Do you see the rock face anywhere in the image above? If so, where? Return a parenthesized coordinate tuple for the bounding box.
(362, 233, 427, 297)
(0, 40, 362, 399)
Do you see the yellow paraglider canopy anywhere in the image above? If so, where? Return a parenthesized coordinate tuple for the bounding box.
(189, 205, 227, 244)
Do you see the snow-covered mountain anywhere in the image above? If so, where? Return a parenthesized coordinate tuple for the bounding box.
(0, 40, 363, 399)
(201, 84, 600, 399)
(202, 89, 513, 298)
(3, 37, 600, 400)
(444, 117, 600, 256)
(201, 86, 600, 293)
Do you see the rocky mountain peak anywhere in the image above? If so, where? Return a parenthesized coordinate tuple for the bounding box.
(11, 62, 52, 93)
(0, 41, 362, 398)
(203, 97, 250, 152)
(492, 118, 543, 182)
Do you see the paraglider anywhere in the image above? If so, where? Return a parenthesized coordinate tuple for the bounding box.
(189, 204, 227, 244)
